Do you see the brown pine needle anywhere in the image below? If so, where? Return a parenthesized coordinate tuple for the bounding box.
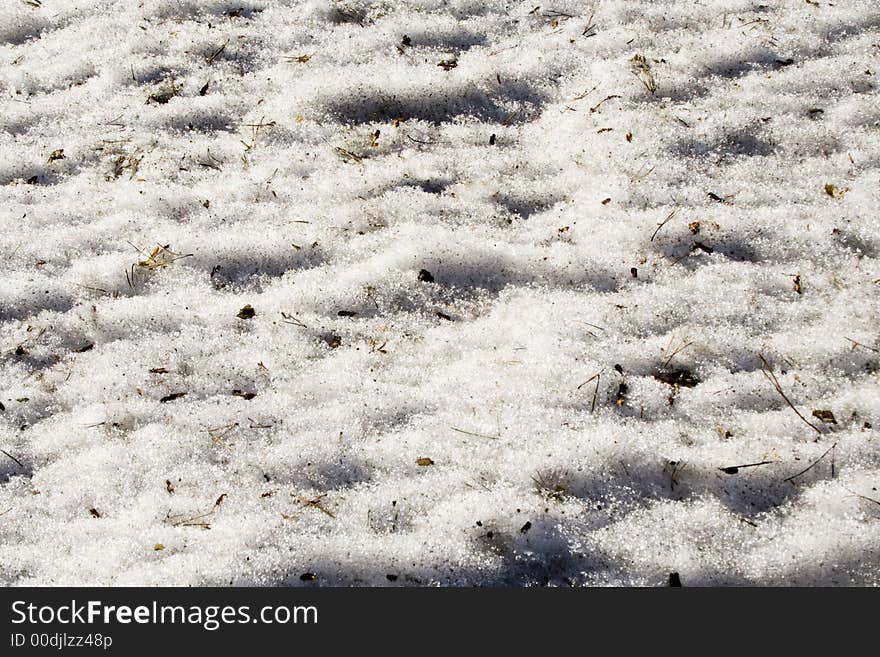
(165, 493, 227, 528)
(784, 442, 837, 483)
(651, 208, 678, 241)
(759, 355, 823, 435)
(577, 371, 602, 413)
(844, 488, 880, 507)
(1, 449, 24, 468)
(844, 337, 879, 353)
(450, 426, 499, 439)
(661, 338, 693, 368)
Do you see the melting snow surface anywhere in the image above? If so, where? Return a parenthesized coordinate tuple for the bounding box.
(1, 0, 879, 585)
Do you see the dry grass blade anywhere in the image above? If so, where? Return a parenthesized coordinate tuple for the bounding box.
(335, 146, 362, 162)
(136, 244, 194, 269)
(532, 469, 568, 500)
(206, 42, 227, 65)
(207, 422, 237, 448)
(590, 94, 621, 113)
(296, 494, 336, 518)
(661, 335, 693, 368)
(582, 11, 597, 37)
(164, 493, 227, 528)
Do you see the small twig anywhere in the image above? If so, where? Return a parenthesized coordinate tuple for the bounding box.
(783, 442, 837, 483)
(759, 355, 824, 435)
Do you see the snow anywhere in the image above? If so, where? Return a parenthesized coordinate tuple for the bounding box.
(1, 0, 879, 586)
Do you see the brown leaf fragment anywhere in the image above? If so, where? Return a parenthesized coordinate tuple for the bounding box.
(654, 369, 700, 388)
(825, 183, 847, 199)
